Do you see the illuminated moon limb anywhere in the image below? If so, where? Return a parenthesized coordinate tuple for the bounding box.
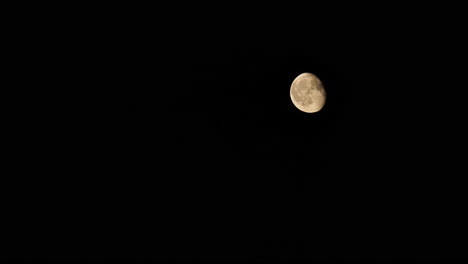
(290, 72, 326, 113)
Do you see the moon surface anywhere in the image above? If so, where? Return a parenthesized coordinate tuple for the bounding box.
(290, 72, 326, 113)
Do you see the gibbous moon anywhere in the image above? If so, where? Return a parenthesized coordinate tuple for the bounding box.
(290, 72, 326, 113)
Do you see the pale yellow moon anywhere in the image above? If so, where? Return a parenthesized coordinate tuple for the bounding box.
(290, 72, 326, 113)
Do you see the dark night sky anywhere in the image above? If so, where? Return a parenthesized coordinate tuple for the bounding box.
(5, 5, 467, 262)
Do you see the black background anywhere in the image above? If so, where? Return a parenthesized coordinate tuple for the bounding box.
(4, 4, 467, 263)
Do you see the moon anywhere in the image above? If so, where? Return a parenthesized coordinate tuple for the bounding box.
(290, 72, 326, 113)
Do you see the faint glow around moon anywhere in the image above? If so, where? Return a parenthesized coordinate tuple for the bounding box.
(290, 72, 326, 113)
